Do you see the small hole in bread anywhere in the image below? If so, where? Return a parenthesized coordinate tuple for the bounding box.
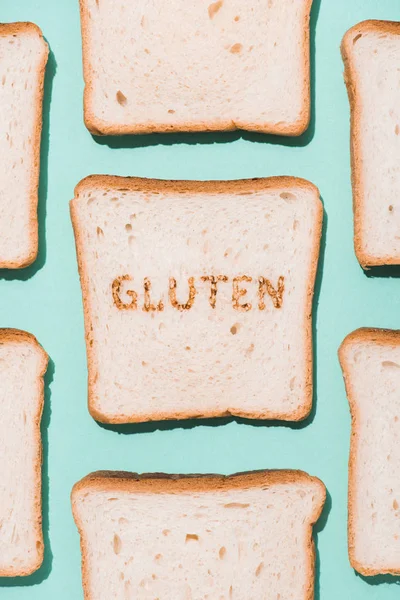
(234, 15, 240, 21)
(219, 546, 226, 559)
(113, 534, 122, 554)
(382, 360, 400, 367)
(230, 323, 240, 335)
(230, 43, 242, 54)
(280, 192, 296, 202)
(168, 109, 175, 114)
(208, 1, 223, 19)
(185, 533, 199, 543)
(255, 562, 264, 577)
(353, 33, 362, 44)
(116, 90, 128, 106)
(125, 223, 132, 232)
(396, 125, 400, 136)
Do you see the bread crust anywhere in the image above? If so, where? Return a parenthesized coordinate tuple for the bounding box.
(70, 175, 323, 424)
(72, 469, 326, 600)
(0, 22, 49, 269)
(339, 327, 400, 576)
(341, 20, 400, 269)
(0, 329, 48, 576)
(78, 0, 314, 137)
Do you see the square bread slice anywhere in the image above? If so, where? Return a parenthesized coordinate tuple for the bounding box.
(70, 176, 322, 424)
(0, 329, 48, 576)
(72, 470, 326, 600)
(339, 328, 400, 576)
(79, 0, 314, 136)
(0, 23, 48, 269)
(342, 20, 400, 268)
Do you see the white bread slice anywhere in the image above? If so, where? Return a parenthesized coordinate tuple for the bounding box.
(0, 329, 48, 576)
(70, 176, 322, 424)
(339, 328, 400, 576)
(0, 23, 48, 269)
(341, 21, 400, 268)
(79, 0, 314, 136)
(72, 470, 326, 600)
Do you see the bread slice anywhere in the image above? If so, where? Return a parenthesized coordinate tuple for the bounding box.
(72, 470, 326, 600)
(341, 20, 400, 268)
(0, 329, 48, 576)
(0, 23, 48, 269)
(70, 175, 322, 424)
(79, 0, 314, 136)
(339, 328, 400, 575)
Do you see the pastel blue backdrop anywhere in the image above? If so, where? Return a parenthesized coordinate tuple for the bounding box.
(0, 0, 399, 598)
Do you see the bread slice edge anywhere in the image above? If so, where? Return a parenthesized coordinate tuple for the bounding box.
(341, 20, 400, 269)
(0, 22, 49, 270)
(0, 328, 48, 576)
(339, 327, 400, 576)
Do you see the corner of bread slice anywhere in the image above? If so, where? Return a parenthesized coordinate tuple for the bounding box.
(339, 327, 400, 357)
(0, 22, 49, 58)
(338, 328, 400, 399)
(356, 247, 400, 270)
(342, 19, 400, 57)
(0, 244, 38, 270)
(0, 328, 48, 367)
(348, 551, 400, 578)
(83, 104, 110, 136)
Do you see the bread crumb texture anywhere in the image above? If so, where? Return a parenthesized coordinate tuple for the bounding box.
(79, 0, 313, 135)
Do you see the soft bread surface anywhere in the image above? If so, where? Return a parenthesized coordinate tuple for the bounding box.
(0, 329, 48, 576)
(70, 176, 322, 423)
(339, 328, 400, 575)
(79, 0, 313, 135)
(72, 470, 326, 600)
(342, 21, 400, 268)
(0, 23, 48, 268)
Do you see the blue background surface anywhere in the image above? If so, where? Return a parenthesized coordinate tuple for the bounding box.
(1, 0, 400, 597)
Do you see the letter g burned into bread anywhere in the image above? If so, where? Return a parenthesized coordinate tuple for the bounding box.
(70, 176, 322, 424)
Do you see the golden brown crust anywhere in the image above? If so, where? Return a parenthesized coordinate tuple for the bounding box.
(339, 327, 400, 576)
(72, 469, 326, 600)
(74, 174, 321, 197)
(79, 0, 313, 137)
(0, 328, 48, 576)
(70, 175, 322, 424)
(0, 22, 49, 269)
(341, 20, 400, 269)
(72, 468, 325, 498)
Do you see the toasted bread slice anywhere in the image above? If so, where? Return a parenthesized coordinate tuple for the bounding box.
(339, 328, 400, 575)
(0, 23, 48, 268)
(0, 329, 48, 576)
(79, 0, 314, 135)
(342, 20, 400, 268)
(70, 176, 322, 424)
(72, 470, 326, 600)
